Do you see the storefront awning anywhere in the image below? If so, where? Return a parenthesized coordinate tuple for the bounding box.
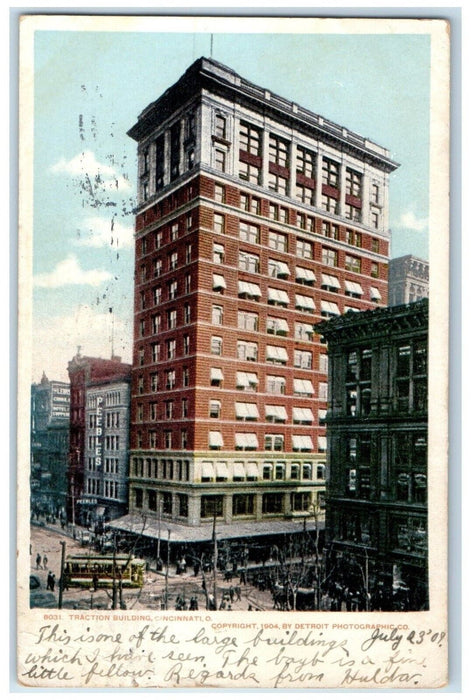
(246, 462, 259, 478)
(344, 279, 364, 295)
(292, 435, 314, 450)
(209, 431, 224, 447)
(215, 462, 229, 478)
(321, 273, 341, 289)
(321, 300, 340, 315)
(213, 273, 226, 290)
(201, 462, 215, 478)
(296, 322, 314, 336)
(293, 378, 314, 395)
(236, 371, 258, 388)
(296, 266, 316, 283)
(233, 463, 246, 478)
(238, 280, 261, 297)
(235, 402, 259, 419)
(265, 404, 288, 420)
(267, 317, 289, 333)
(235, 433, 259, 449)
(266, 345, 289, 362)
(293, 407, 314, 422)
(268, 287, 290, 305)
(295, 294, 315, 310)
(270, 260, 290, 277)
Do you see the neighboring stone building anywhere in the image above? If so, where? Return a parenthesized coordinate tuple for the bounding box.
(67, 352, 131, 526)
(388, 254, 429, 306)
(315, 299, 428, 611)
(82, 378, 131, 527)
(113, 57, 398, 551)
(30, 372, 70, 517)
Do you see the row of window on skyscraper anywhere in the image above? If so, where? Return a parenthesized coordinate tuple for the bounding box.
(131, 456, 324, 482)
(139, 110, 383, 231)
(131, 489, 321, 519)
(135, 398, 326, 424)
(137, 227, 382, 300)
(137, 187, 382, 257)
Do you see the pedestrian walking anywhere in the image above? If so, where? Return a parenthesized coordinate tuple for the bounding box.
(50, 574, 55, 592)
(46, 572, 53, 590)
(43, 555, 48, 569)
(36, 553, 41, 569)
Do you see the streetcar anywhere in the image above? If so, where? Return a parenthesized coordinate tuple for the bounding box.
(63, 553, 146, 589)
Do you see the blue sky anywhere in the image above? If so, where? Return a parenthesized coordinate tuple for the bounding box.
(31, 28, 431, 383)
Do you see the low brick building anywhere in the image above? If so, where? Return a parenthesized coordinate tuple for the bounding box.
(67, 352, 131, 526)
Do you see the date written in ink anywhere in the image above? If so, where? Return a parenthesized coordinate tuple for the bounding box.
(361, 627, 446, 653)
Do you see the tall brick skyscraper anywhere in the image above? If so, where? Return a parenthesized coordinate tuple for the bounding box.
(123, 58, 398, 543)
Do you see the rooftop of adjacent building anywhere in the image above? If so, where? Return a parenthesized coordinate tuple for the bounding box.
(388, 254, 430, 281)
(128, 56, 398, 172)
(32, 371, 70, 390)
(67, 351, 132, 384)
(389, 254, 429, 265)
(314, 297, 428, 341)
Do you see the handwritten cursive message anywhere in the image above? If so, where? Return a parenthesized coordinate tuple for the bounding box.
(17, 614, 447, 689)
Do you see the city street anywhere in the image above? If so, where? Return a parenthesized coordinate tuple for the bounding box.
(30, 524, 274, 612)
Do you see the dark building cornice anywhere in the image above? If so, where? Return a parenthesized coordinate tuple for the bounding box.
(315, 298, 428, 343)
(128, 57, 399, 174)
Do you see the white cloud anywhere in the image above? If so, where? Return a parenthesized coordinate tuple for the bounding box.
(34, 255, 113, 289)
(398, 211, 428, 233)
(74, 215, 134, 249)
(50, 149, 132, 193)
(32, 306, 132, 383)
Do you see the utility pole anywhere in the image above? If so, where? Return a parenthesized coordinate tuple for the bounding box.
(301, 515, 307, 565)
(212, 507, 218, 610)
(164, 529, 171, 610)
(156, 494, 161, 564)
(58, 540, 66, 609)
(71, 474, 75, 535)
(112, 531, 118, 610)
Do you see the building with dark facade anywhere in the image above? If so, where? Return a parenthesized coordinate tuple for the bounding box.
(388, 254, 429, 306)
(30, 372, 70, 517)
(67, 352, 131, 526)
(113, 57, 398, 549)
(315, 299, 428, 611)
